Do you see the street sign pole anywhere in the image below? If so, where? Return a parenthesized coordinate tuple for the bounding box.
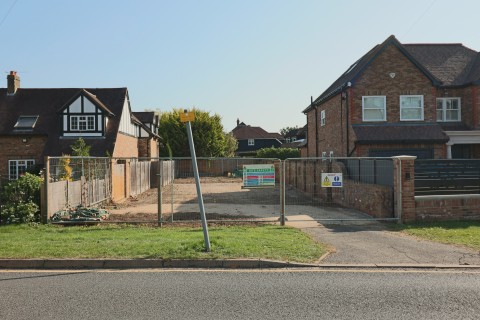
(182, 110, 211, 252)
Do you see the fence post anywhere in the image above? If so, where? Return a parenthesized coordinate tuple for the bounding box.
(41, 156, 50, 224)
(158, 160, 163, 227)
(280, 160, 285, 226)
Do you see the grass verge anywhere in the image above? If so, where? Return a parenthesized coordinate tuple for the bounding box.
(0, 224, 326, 263)
(395, 221, 480, 250)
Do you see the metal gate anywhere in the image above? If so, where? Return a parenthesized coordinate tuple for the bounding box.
(282, 157, 397, 223)
(157, 157, 281, 223)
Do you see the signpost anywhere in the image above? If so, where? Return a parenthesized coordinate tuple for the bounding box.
(242, 164, 275, 188)
(181, 109, 211, 252)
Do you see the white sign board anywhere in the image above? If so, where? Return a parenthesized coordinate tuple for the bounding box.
(321, 173, 343, 188)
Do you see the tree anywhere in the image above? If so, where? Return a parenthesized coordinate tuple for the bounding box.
(71, 138, 91, 156)
(158, 108, 237, 157)
(280, 126, 299, 136)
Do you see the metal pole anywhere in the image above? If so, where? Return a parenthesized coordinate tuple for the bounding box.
(280, 160, 286, 226)
(170, 160, 174, 222)
(158, 160, 163, 227)
(186, 120, 211, 252)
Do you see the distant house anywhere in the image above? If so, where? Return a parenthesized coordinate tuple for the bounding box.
(231, 119, 284, 156)
(0, 71, 161, 179)
(304, 35, 480, 159)
(132, 111, 161, 158)
(282, 125, 307, 148)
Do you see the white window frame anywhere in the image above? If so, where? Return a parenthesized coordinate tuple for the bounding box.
(436, 97, 461, 122)
(70, 115, 95, 131)
(362, 96, 386, 122)
(248, 139, 255, 146)
(8, 159, 35, 180)
(400, 95, 424, 121)
(320, 110, 326, 126)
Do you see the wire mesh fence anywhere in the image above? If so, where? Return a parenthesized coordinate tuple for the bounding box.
(283, 157, 396, 222)
(154, 157, 281, 223)
(46, 157, 111, 214)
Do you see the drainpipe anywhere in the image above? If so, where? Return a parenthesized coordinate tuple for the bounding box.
(312, 96, 319, 157)
(346, 82, 352, 156)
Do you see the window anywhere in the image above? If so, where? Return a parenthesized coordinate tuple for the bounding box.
(14, 116, 39, 131)
(70, 115, 95, 131)
(321, 110, 326, 126)
(400, 95, 424, 121)
(291, 137, 296, 142)
(437, 98, 461, 122)
(248, 139, 255, 146)
(286, 138, 291, 143)
(9, 160, 35, 180)
(362, 96, 386, 121)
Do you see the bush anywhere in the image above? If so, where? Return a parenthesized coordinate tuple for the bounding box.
(256, 147, 300, 160)
(0, 173, 43, 224)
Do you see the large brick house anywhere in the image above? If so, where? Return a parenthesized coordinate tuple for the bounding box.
(304, 35, 480, 159)
(0, 71, 161, 179)
(231, 119, 284, 156)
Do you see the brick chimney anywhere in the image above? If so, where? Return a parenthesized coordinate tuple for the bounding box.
(7, 71, 20, 95)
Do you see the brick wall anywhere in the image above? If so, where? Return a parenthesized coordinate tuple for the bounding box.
(415, 196, 480, 221)
(112, 133, 139, 158)
(0, 135, 48, 177)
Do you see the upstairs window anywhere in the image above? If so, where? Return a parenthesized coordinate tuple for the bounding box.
(70, 115, 95, 131)
(437, 98, 461, 122)
(362, 96, 386, 121)
(320, 110, 326, 126)
(248, 139, 255, 146)
(9, 159, 35, 180)
(400, 95, 424, 121)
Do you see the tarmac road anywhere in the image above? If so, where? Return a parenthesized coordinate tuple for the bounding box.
(1, 269, 479, 320)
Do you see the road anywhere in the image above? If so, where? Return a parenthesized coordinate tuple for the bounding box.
(1, 269, 479, 319)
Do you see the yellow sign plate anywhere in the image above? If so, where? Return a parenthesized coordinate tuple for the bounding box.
(180, 112, 195, 122)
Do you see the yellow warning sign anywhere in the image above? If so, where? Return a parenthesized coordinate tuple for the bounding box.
(180, 111, 195, 122)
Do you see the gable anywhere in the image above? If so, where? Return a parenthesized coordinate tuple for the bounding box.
(62, 95, 107, 137)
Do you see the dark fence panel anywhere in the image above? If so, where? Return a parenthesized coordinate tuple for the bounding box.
(338, 158, 393, 187)
(415, 160, 480, 195)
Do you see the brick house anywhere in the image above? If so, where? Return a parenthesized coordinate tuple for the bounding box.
(304, 35, 480, 159)
(231, 119, 284, 156)
(0, 72, 161, 179)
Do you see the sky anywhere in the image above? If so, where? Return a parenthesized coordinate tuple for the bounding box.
(1, 0, 479, 133)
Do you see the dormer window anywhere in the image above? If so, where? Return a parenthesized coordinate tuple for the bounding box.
(14, 115, 38, 131)
(61, 94, 105, 137)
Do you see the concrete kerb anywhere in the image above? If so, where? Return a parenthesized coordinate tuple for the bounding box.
(1, 259, 480, 270)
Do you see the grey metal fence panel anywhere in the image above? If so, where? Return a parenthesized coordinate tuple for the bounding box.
(47, 157, 111, 215)
(283, 157, 395, 222)
(156, 157, 281, 223)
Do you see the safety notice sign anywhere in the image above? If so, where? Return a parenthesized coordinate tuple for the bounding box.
(321, 173, 343, 188)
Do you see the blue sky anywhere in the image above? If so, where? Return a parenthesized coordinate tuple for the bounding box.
(1, 0, 479, 132)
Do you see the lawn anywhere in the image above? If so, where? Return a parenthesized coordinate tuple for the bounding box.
(0, 224, 326, 263)
(397, 221, 480, 250)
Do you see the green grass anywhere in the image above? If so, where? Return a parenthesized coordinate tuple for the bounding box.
(0, 224, 326, 263)
(395, 221, 480, 250)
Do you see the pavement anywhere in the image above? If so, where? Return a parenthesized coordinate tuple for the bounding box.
(1, 215, 480, 270)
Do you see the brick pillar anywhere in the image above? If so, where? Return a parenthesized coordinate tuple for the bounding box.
(393, 156, 417, 223)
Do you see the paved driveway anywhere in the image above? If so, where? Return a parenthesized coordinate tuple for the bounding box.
(286, 216, 480, 266)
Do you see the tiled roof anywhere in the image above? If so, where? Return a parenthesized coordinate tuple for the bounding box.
(304, 35, 480, 113)
(0, 87, 128, 157)
(352, 124, 449, 144)
(404, 43, 479, 86)
(133, 111, 157, 124)
(232, 125, 283, 140)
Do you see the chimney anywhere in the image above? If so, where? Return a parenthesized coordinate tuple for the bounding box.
(7, 71, 20, 95)
(237, 118, 240, 126)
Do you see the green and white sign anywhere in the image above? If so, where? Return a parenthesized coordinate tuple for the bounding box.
(243, 164, 275, 188)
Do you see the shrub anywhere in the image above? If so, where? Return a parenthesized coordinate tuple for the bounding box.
(0, 173, 43, 224)
(256, 147, 300, 160)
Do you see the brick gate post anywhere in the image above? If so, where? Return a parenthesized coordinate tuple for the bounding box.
(393, 156, 417, 223)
